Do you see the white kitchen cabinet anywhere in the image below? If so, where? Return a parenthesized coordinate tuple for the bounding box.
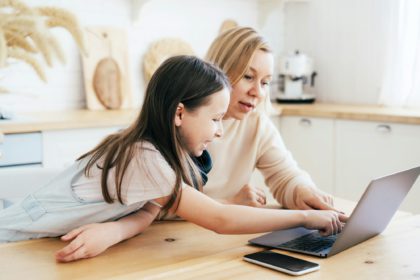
(0, 132, 42, 167)
(335, 120, 420, 213)
(277, 116, 335, 194)
(42, 126, 122, 168)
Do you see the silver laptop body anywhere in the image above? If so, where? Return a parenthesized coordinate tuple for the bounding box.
(249, 166, 420, 258)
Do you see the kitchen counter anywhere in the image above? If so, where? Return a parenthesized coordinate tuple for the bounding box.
(273, 103, 420, 124)
(0, 109, 138, 134)
(1, 103, 420, 134)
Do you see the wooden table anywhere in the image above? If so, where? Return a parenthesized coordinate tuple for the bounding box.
(1, 199, 419, 280)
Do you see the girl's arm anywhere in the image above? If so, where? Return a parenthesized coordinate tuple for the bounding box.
(55, 200, 163, 263)
(175, 186, 347, 235)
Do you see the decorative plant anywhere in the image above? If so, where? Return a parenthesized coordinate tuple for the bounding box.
(0, 0, 86, 92)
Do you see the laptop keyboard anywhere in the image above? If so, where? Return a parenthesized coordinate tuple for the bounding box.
(278, 232, 338, 253)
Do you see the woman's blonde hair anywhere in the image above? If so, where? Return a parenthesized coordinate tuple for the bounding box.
(205, 27, 274, 113)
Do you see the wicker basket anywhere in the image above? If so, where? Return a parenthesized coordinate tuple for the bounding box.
(143, 38, 194, 83)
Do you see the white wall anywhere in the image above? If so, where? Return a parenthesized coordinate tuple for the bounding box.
(0, 0, 258, 112)
(0, 0, 394, 111)
(279, 0, 390, 105)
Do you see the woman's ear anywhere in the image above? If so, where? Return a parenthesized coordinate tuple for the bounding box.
(174, 103, 185, 127)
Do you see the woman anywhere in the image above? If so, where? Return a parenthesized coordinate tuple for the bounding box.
(204, 27, 336, 211)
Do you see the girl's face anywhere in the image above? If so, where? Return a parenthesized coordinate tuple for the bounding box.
(224, 50, 274, 120)
(175, 88, 230, 156)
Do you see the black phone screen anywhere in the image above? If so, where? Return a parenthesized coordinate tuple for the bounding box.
(244, 250, 319, 272)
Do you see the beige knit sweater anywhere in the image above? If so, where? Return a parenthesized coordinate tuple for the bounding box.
(205, 111, 317, 209)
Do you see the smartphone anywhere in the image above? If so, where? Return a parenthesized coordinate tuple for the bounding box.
(243, 250, 320, 276)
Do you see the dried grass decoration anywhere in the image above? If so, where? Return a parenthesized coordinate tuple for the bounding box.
(0, 0, 86, 92)
(143, 38, 194, 83)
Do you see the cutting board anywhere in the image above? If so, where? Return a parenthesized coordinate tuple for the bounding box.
(81, 27, 133, 110)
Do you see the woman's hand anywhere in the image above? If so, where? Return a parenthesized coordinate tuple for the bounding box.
(230, 184, 267, 207)
(303, 210, 348, 236)
(55, 223, 122, 263)
(293, 185, 338, 211)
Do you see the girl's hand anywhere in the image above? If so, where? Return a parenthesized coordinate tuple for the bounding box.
(303, 210, 348, 236)
(55, 223, 121, 263)
(231, 184, 267, 207)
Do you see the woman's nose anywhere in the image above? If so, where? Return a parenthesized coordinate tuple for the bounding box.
(250, 82, 265, 98)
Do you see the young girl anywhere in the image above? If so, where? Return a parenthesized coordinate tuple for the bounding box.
(0, 56, 346, 262)
(0, 55, 226, 244)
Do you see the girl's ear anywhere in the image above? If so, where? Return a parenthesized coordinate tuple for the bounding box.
(174, 103, 185, 127)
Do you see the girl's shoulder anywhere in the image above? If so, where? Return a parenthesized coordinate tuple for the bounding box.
(135, 140, 159, 152)
(124, 141, 176, 205)
(133, 141, 167, 160)
(133, 140, 173, 173)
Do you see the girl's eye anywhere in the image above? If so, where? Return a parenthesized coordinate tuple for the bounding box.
(213, 116, 224, 123)
(262, 81, 271, 87)
(244, 74, 253, 80)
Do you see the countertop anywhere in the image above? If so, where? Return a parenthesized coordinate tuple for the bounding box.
(272, 103, 420, 125)
(0, 109, 138, 134)
(1, 103, 420, 134)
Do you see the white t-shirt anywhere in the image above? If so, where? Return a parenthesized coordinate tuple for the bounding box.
(72, 141, 175, 206)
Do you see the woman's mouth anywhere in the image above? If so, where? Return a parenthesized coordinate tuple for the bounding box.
(238, 101, 255, 112)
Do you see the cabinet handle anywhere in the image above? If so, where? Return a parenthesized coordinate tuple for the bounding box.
(299, 118, 312, 127)
(376, 124, 392, 134)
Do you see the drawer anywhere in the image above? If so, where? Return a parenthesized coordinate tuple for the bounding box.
(0, 132, 43, 167)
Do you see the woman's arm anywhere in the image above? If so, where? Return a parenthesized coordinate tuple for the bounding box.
(175, 186, 347, 235)
(55, 200, 163, 262)
(256, 114, 337, 211)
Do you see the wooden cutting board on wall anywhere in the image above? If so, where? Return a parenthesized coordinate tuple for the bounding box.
(82, 27, 133, 110)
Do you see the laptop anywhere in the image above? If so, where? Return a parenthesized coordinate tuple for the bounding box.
(249, 166, 420, 258)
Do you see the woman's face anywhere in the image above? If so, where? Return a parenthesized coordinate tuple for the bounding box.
(224, 50, 274, 120)
(175, 88, 230, 157)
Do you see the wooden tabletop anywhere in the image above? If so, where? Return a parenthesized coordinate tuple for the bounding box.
(0, 198, 418, 279)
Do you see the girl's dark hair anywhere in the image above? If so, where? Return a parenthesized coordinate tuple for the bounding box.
(78, 55, 230, 211)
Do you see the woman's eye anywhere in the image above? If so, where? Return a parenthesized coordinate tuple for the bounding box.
(262, 81, 271, 87)
(244, 74, 253, 80)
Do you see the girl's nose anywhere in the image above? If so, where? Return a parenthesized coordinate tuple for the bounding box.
(215, 122, 224, 138)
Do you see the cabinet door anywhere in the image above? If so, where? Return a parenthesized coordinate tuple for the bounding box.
(278, 116, 335, 194)
(335, 120, 420, 213)
(0, 132, 42, 167)
(43, 127, 122, 168)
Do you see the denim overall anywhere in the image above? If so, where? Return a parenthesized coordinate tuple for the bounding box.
(0, 160, 146, 242)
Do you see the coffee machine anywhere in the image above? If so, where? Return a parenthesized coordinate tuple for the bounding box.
(275, 50, 317, 103)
